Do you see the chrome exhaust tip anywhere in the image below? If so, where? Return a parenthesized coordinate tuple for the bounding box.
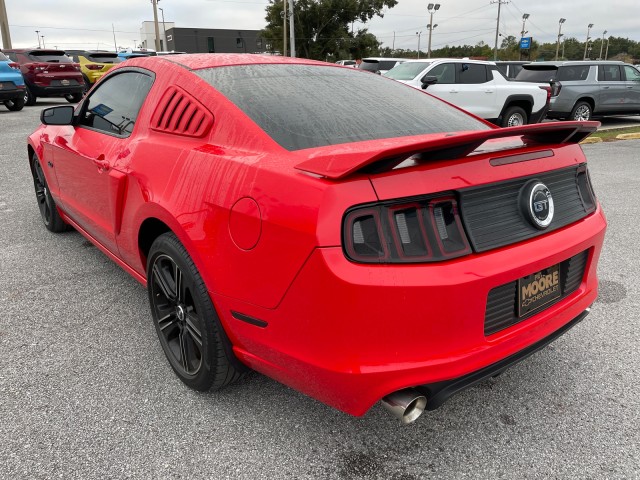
(381, 388, 427, 425)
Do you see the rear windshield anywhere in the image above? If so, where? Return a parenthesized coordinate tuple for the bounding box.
(195, 64, 488, 151)
(515, 66, 558, 82)
(384, 61, 433, 80)
(28, 51, 73, 63)
(87, 54, 122, 64)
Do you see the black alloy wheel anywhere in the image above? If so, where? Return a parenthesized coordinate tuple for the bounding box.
(30, 154, 66, 232)
(147, 233, 244, 391)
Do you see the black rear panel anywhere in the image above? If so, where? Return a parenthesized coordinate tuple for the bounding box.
(459, 165, 595, 252)
(484, 250, 589, 335)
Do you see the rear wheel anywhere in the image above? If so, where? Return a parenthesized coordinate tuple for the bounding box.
(30, 154, 67, 232)
(64, 92, 83, 103)
(570, 101, 592, 121)
(24, 87, 36, 106)
(147, 233, 244, 391)
(501, 106, 528, 127)
(4, 96, 25, 111)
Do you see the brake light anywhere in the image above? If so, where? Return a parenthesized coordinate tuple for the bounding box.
(539, 85, 552, 103)
(344, 195, 472, 264)
(8, 62, 20, 70)
(26, 63, 47, 72)
(85, 64, 103, 70)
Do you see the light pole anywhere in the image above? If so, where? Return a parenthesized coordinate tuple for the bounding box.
(159, 7, 167, 51)
(426, 3, 440, 59)
(583, 23, 593, 60)
(427, 24, 438, 58)
(520, 13, 529, 60)
(492, 0, 508, 61)
(282, 0, 287, 56)
(0, 0, 12, 49)
(605, 36, 610, 60)
(555, 18, 565, 60)
(151, 0, 161, 52)
(599, 30, 607, 59)
(35, 30, 41, 48)
(41, 35, 45, 48)
(416, 31, 422, 59)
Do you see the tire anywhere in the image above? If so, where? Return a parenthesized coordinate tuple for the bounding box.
(4, 96, 25, 111)
(24, 87, 36, 106)
(30, 154, 67, 233)
(147, 233, 244, 391)
(501, 106, 528, 127)
(570, 101, 592, 121)
(64, 92, 83, 103)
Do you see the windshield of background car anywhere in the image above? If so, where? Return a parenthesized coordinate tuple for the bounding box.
(515, 66, 558, 82)
(28, 51, 73, 63)
(384, 61, 433, 80)
(196, 64, 489, 151)
(87, 54, 122, 64)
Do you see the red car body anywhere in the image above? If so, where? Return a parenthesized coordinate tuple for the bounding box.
(28, 54, 606, 419)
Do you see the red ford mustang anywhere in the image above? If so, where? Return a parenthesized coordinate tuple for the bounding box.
(28, 54, 606, 424)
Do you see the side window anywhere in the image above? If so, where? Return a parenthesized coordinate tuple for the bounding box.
(80, 71, 153, 137)
(623, 66, 640, 83)
(458, 64, 488, 84)
(600, 65, 622, 81)
(429, 63, 455, 84)
(558, 65, 590, 81)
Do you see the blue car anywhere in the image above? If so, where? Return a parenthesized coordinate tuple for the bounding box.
(117, 49, 155, 60)
(0, 51, 26, 111)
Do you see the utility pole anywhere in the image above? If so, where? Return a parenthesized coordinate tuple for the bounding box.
(288, 0, 295, 57)
(282, 0, 287, 56)
(555, 18, 566, 60)
(0, 0, 12, 49)
(604, 37, 610, 60)
(392, 31, 395, 51)
(426, 3, 440, 59)
(520, 13, 529, 60)
(416, 31, 422, 59)
(35, 30, 41, 48)
(492, 0, 508, 61)
(583, 23, 593, 60)
(599, 30, 607, 59)
(112, 24, 117, 52)
(41, 35, 45, 48)
(151, 0, 161, 51)
(159, 7, 167, 51)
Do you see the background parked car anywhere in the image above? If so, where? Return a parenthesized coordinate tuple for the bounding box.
(0, 51, 26, 111)
(494, 60, 529, 79)
(64, 50, 122, 89)
(335, 59, 356, 67)
(514, 60, 640, 121)
(2, 49, 84, 105)
(358, 57, 409, 74)
(384, 58, 550, 127)
(117, 49, 156, 60)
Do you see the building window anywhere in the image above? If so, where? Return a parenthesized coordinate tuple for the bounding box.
(256, 37, 263, 48)
(208, 37, 215, 53)
(236, 38, 244, 49)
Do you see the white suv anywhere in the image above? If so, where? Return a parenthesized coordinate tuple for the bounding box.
(384, 58, 550, 127)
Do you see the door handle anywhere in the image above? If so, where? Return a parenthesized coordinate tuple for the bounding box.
(602, 86, 610, 89)
(627, 86, 634, 89)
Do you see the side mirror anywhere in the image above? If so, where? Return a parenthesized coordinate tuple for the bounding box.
(421, 75, 438, 89)
(41, 106, 75, 126)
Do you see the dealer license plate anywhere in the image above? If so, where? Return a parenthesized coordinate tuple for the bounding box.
(61, 79, 70, 86)
(517, 263, 561, 317)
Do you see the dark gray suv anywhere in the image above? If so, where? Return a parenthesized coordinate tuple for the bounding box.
(515, 61, 640, 120)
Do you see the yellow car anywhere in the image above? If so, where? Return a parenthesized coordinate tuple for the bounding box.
(64, 50, 122, 89)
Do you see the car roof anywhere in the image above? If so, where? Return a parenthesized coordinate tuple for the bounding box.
(128, 53, 328, 71)
(401, 58, 496, 65)
(362, 57, 410, 61)
(524, 60, 626, 68)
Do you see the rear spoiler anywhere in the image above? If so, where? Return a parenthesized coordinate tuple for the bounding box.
(295, 121, 599, 180)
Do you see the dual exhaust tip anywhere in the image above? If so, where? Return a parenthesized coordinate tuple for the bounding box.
(381, 388, 427, 425)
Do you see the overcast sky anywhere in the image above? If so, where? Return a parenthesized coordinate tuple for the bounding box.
(2, 0, 639, 52)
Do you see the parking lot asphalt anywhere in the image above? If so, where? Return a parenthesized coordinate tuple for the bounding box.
(1, 100, 639, 479)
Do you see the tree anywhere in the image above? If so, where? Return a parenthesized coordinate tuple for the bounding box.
(261, 0, 398, 60)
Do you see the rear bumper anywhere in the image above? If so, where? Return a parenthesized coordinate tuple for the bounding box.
(29, 82, 84, 97)
(0, 87, 24, 100)
(214, 206, 606, 416)
(529, 103, 549, 123)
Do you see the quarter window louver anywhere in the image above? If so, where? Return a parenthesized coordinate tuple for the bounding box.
(150, 85, 213, 137)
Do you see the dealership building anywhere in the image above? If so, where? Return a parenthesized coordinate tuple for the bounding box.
(140, 21, 267, 54)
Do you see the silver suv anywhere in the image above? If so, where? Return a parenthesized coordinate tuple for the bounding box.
(515, 61, 640, 121)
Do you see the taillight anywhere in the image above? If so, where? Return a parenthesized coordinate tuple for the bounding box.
(8, 62, 20, 70)
(26, 63, 46, 72)
(539, 85, 552, 103)
(85, 64, 103, 70)
(343, 195, 472, 264)
(550, 81, 562, 97)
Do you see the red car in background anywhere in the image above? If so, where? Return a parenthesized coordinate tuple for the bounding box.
(27, 55, 606, 424)
(3, 49, 84, 105)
